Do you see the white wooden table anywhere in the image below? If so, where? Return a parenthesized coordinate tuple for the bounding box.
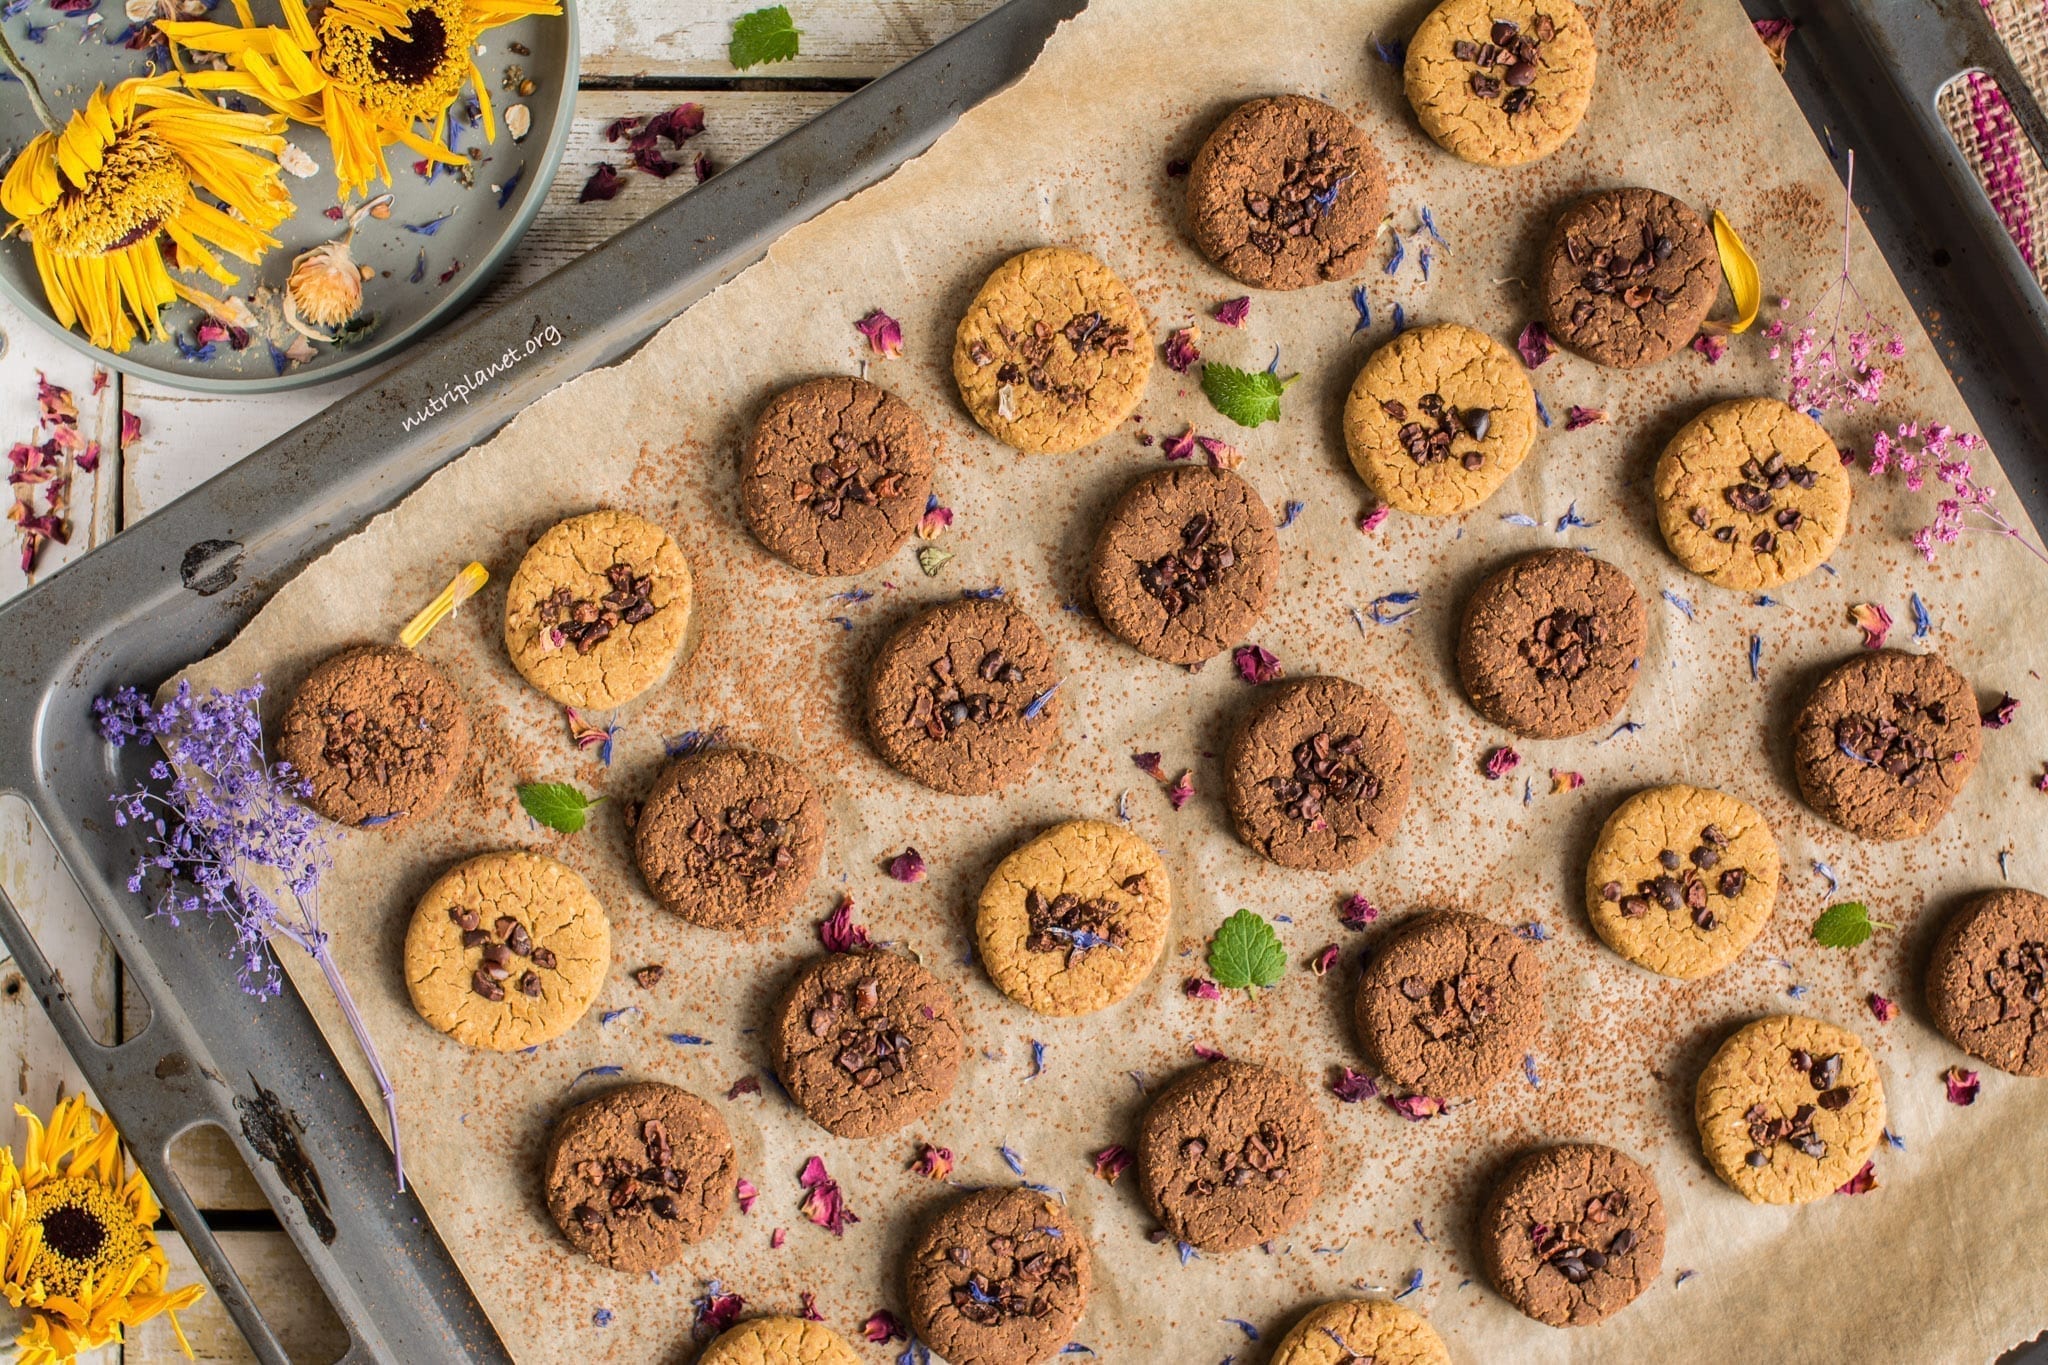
(0, 4, 997, 1357)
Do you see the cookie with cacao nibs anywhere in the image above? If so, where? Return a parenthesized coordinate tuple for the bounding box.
(905, 1187, 1090, 1365)
(1539, 188, 1718, 368)
(277, 643, 469, 832)
(403, 849, 610, 1051)
(1695, 1014, 1886, 1204)
(633, 746, 825, 932)
(1342, 323, 1538, 517)
(1354, 910, 1544, 1099)
(1136, 1059, 1326, 1254)
(1404, 0, 1599, 168)
(1224, 676, 1411, 871)
(1087, 465, 1278, 665)
(1653, 396, 1851, 591)
(1793, 649, 1982, 841)
(864, 597, 1062, 796)
(503, 508, 694, 709)
(1927, 887, 2048, 1076)
(1457, 549, 1646, 739)
(1480, 1143, 1666, 1327)
(1270, 1299, 1451, 1365)
(976, 819, 1172, 1016)
(768, 951, 965, 1138)
(543, 1081, 735, 1272)
(1184, 94, 1389, 290)
(701, 1317, 860, 1365)
(1585, 784, 1780, 980)
(742, 375, 936, 577)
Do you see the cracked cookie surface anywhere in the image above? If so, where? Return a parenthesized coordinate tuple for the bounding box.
(633, 746, 826, 932)
(865, 597, 1061, 795)
(1695, 1014, 1886, 1204)
(1225, 676, 1411, 870)
(1585, 785, 1780, 980)
(1480, 1143, 1665, 1327)
(1185, 94, 1389, 290)
(543, 1081, 734, 1273)
(1404, 0, 1597, 167)
(1354, 910, 1545, 1098)
(1458, 549, 1645, 738)
(1653, 397, 1850, 590)
(905, 1187, 1090, 1365)
(952, 247, 1152, 454)
(1540, 187, 1718, 368)
(1269, 1299, 1451, 1365)
(1343, 323, 1538, 516)
(1088, 465, 1278, 665)
(277, 643, 468, 832)
(1793, 649, 1981, 840)
(1927, 887, 2048, 1076)
(1136, 1060, 1325, 1254)
(742, 375, 936, 577)
(976, 819, 1172, 1016)
(700, 1317, 861, 1365)
(405, 849, 610, 1051)
(503, 508, 694, 709)
(768, 951, 965, 1138)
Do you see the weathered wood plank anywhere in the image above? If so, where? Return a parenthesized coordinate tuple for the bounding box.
(123, 1231, 351, 1364)
(0, 292, 123, 595)
(577, 0, 997, 80)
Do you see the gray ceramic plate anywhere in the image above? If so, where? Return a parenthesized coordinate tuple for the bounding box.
(0, 0, 577, 392)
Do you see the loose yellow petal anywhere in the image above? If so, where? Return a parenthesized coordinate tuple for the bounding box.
(400, 562, 490, 648)
(1711, 209, 1761, 334)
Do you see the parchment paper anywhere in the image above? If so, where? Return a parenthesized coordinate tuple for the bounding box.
(176, 0, 2048, 1360)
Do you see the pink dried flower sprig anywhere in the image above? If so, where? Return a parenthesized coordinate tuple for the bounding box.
(1867, 422, 2048, 568)
(1771, 150, 1907, 417)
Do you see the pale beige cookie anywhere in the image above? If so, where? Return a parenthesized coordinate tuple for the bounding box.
(1343, 323, 1538, 516)
(503, 509, 694, 709)
(1654, 398, 1851, 590)
(1270, 1299, 1451, 1365)
(952, 247, 1152, 454)
(1586, 785, 1780, 980)
(699, 1316, 860, 1365)
(1404, 0, 1598, 167)
(977, 819, 1171, 1016)
(1695, 1015, 1886, 1204)
(404, 850, 610, 1051)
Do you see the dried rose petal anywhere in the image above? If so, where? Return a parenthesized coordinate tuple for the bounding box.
(799, 1291, 824, 1322)
(797, 1155, 860, 1236)
(1515, 321, 1555, 369)
(1943, 1065, 1981, 1106)
(818, 898, 871, 953)
(1339, 894, 1379, 929)
(1690, 332, 1728, 363)
(735, 1177, 758, 1213)
(1192, 1043, 1227, 1062)
(917, 495, 953, 539)
(863, 1310, 909, 1344)
(1384, 1093, 1445, 1122)
(1982, 693, 2019, 728)
(578, 163, 625, 202)
(855, 309, 903, 359)
(884, 847, 927, 883)
(1091, 1144, 1133, 1184)
(1197, 434, 1241, 469)
(1753, 16, 1797, 70)
(693, 1287, 745, 1336)
(1564, 405, 1606, 430)
(911, 1143, 954, 1180)
(1163, 326, 1201, 373)
(1132, 751, 1167, 781)
(771, 1227, 788, 1249)
(1329, 1066, 1379, 1103)
(1849, 602, 1893, 649)
(1835, 1159, 1878, 1195)
(1183, 976, 1222, 1000)
(1549, 768, 1584, 794)
(1866, 992, 1898, 1023)
(1358, 504, 1391, 534)
(726, 1075, 762, 1100)
(1167, 770, 1196, 810)
(1309, 943, 1340, 976)
(2038, 763, 2048, 795)
(1232, 643, 1282, 684)
(1163, 427, 1199, 461)
(1484, 746, 1521, 780)
(1214, 296, 1251, 328)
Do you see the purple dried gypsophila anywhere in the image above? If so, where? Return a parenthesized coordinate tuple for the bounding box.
(96, 680, 409, 1189)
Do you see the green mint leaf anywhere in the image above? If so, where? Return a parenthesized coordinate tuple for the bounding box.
(1208, 908, 1288, 991)
(1811, 901, 1873, 949)
(517, 781, 598, 834)
(729, 5, 801, 69)
(1201, 362, 1296, 428)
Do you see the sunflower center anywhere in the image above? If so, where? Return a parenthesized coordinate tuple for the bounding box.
(368, 6, 449, 86)
(39, 1204, 106, 1261)
(22, 1176, 150, 1297)
(35, 131, 188, 259)
(320, 0, 472, 124)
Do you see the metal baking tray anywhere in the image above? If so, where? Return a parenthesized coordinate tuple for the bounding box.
(0, 0, 2040, 1359)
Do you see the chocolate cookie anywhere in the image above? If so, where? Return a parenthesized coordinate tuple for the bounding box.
(1926, 887, 2048, 1076)
(543, 1081, 735, 1272)
(1653, 397, 1851, 590)
(1224, 676, 1411, 870)
(1539, 188, 1719, 368)
(865, 597, 1062, 795)
(701, 1318, 860, 1365)
(503, 509, 694, 709)
(976, 819, 1172, 1016)
(1695, 1015, 1886, 1205)
(1404, 0, 1599, 167)
(403, 850, 610, 1052)
(1457, 550, 1646, 738)
(277, 644, 469, 832)
(1087, 465, 1279, 665)
(1354, 910, 1545, 1099)
(1343, 323, 1539, 517)
(1269, 1299, 1451, 1365)
(1585, 785, 1781, 980)
(742, 376, 937, 577)
(953, 247, 1152, 454)
(905, 1187, 1090, 1365)
(1479, 1143, 1666, 1327)
(1793, 650, 1982, 841)
(1184, 94, 1389, 290)
(1136, 1060, 1326, 1254)
(632, 746, 826, 932)
(768, 951, 966, 1138)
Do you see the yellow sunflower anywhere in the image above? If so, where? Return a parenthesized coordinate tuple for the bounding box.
(0, 74, 294, 353)
(0, 1096, 204, 1363)
(162, 0, 561, 200)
